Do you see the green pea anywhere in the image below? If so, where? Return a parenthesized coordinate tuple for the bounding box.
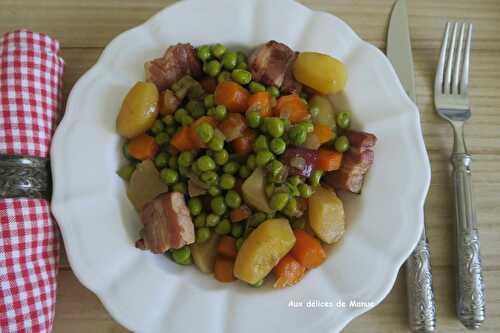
(178, 165, 189, 177)
(195, 123, 214, 143)
(299, 183, 313, 198)
(223, 161, 240, 175)
(251, 279, 264, 288)
(259, 120, 268, 133)
(196, 227, 211, 243)
(197, 45, 212, 62)
(188, 104, 205, 119)
(256, 150, 274, 167)
(117, 164, 135, 181)
(225, 190, 241, 208)
(213, 105, 227, 120)
(171, 247, 191, 264)
(334, 135, 350, 153)
(288, 126, 307, 145)
(155, 132, 170, 145)
(288, 175, 302, 187)
(270, 138, 286, 155)
(231, 69, 252, 85)
(204, 94, 215, 108)
(248, 212, 266, 227)
(214, 149, 229, 166)
(253, 135, 268, 152)
(188, 198, 203, 216)
(172, 182, 187, 194)
(245, 110, 261, 129)
(211, 196, 227, 215)
(151, 119, 165, 134)
(299, 121, 314, 134)
(206, 213, 220, 227)
(166, 125, 177, 136)
(160, 168, 178, 185)
(205, 60, 222, 77)
(336, 111, 351, 129)
(168, 155, 178, 169)
(194, 213, 207, 228)
(248, 81, 266, 93)
(265, 183, 275, 198)
(231, 224, 244, 238)
(211, 43, 226, 59)
(309, 105, 320, 118)
(309, 170, 323, 187)
(208, 185, 221, 196)
(217, 70, 232, 83)
(196, 155, 216, 172)
(206, 107, 216, 117)
(287, 182, 300, 197)
(266, 160, 284, 176)
(267, 86, 280, 98)
(239, 165, 250, 178)
(246, 154, 257, 170)
(215, 218, 231, 235)
(236, 237, 245, 250)
(208, 135, 224, 152)
(282, 197, 298, 216)
(201, 171, 218, 185)
(176, 151, 192, 168)
(219, 173, 236, 190)
(221, 51, 238, 70)
(270, 192, 289, 211)
(266, 118, 285, 138)
(174, 108, 188, 123)
(154, 152, 169, 168)
(235, 62, 248, 70)
(291, 217, 306, 229)
(180, 115, 194, 126)
(237, 52, 247, 64)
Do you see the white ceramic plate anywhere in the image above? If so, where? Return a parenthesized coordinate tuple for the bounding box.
(51, 0, 430, 332)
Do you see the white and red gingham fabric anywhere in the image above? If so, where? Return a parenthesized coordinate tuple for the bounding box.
(0, 30, 64, 333)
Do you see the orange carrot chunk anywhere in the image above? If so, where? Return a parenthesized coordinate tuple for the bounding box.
(170, 126, 196, 151)
(290, 229, 326, 269)
(232, 128, 256, 155)
(273, 254, 306, 288)
(214, 256, 236, 282)
(217, 236, 238, 259)
(313, 124, 334, 144)
(247, 91, 272, 117)
(214, 80, 250, 113)
(316, 149, 343, 172)
(127, 133, 159, 160)
(273, 94, 309, 124)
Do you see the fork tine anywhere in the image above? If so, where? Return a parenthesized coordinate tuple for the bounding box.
(460, 24, 473, 95)
(444, 22, 459, 94)
(452, 23, 466, 94)
(435, 22, 451, 93)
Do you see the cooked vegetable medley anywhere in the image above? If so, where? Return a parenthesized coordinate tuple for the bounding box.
(117, 40, 377, 288)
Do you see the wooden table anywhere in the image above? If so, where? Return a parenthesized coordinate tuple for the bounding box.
(2, 0, 499, 332)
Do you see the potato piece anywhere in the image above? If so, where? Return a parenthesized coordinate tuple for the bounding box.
(241, 167, 273, 213)
(234, 219, 296, 284)
(308, 95, 336, 128)
(293, 52, 347, 95)
(308, 186, 345, 244)
(191, 233, 220, 273)
(117, 81, 159, 138)
(127, 160, 168, 211)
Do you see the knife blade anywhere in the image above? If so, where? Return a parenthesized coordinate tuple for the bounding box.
(387, 1, 437, 332)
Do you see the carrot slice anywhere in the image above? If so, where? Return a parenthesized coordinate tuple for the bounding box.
(229, 205, 252, 222)
(214, 256, 236, 282)
(273, 254, 306, 288)
(217, 236, 238, 259)
(290, 229, 326, 269)
(273, 94, 309, 124)
(170, 126, 196, 151)
(247, 91, 272, 117)
(313, 124, 334, 144)
(231, 128, 256, 155)
(316, 149, 343, 172)
(127, 134, 159, 160)
(214, 80, 250, 113)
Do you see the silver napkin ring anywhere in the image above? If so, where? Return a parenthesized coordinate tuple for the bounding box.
(0, 154, 51, 200)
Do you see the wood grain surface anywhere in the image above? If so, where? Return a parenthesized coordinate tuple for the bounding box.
(1, 0, 499, 332)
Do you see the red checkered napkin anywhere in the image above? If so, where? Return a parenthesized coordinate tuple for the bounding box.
(0, 30, 64, 333)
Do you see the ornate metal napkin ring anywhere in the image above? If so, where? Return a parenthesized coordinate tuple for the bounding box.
(0, 154, 51, 200)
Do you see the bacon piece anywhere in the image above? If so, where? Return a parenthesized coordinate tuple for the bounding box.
(249, 41, 302, 93)
(159, 89, 181, 115)
(145, 43, 202, 91)
(343, 130, 377, 152)
(140, 192, 195, 253)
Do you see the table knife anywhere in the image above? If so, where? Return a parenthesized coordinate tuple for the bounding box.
(387, 1, 437, 332)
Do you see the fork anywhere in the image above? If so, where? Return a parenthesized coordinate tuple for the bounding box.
(434, 22, 486, 329)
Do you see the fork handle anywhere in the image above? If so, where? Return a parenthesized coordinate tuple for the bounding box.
(451, 152, 486, 329)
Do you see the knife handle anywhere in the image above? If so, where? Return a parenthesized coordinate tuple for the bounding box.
(406, 231, 436, 332)
(451, 152, 486, 329)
